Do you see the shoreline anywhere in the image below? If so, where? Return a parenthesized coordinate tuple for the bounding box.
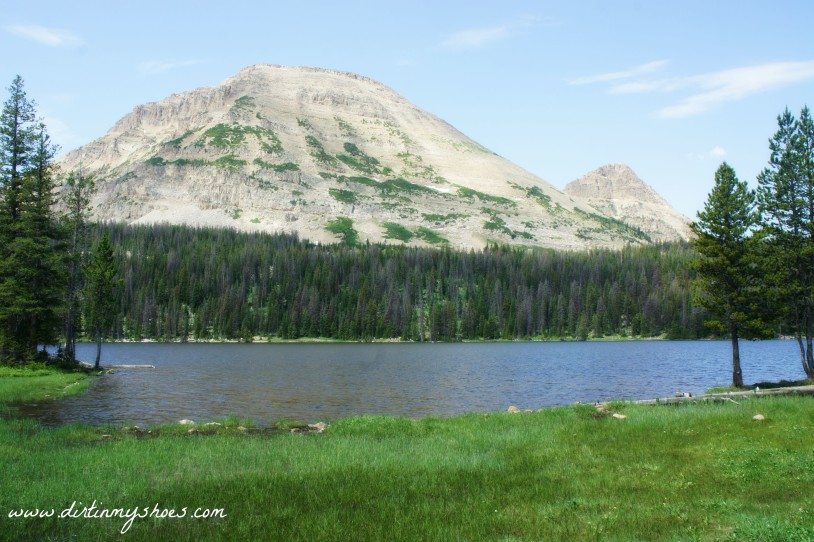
(75, 334, 716, 345)
(2, 365, 814, 539)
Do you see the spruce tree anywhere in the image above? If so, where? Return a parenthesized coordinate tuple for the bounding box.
(84, 233, 118, 368)
(757, 106, 814, 377)
(0, 76, 40, 360)
(62, 171, 95, 363)
(20, 123, 64, 352)
(691, 163, 760, 388)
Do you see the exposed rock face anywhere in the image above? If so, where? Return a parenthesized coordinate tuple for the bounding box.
(563, 164, 692, 243)
(58, 64, 687, 249)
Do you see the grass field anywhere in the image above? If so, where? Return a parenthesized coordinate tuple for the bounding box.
(1, 366, 813, 541)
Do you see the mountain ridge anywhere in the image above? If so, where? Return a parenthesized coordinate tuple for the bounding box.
(58, 64, 689, 249)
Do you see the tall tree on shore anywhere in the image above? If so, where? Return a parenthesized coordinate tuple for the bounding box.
(757, 106, 814, 378)
(21, 123, 64, 352)
(691, 163, 760, 388)
(61, 171, 95, 363)
(84, 233, 118, 368)
(0, 76, 39, 361)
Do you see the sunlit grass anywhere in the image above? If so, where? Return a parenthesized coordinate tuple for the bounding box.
(1, 368, 813, 540)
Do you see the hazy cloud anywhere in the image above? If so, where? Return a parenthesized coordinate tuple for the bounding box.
(439, 15, 550, 51)
(604, 61, 814, 118)
(42, 115, 84, 153)
(440, 25, 511, 50)
(709, 146, 727, 158)
(5, 24, 82, 47)
(568, 60, 669, 85)
(138, 59, 203, 76)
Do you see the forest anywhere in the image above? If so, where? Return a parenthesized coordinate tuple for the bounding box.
(93, 222, 709, 342)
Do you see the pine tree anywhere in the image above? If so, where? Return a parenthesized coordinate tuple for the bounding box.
(691, 163, 760, 388)
(84, 233, 118, 368)
(0, 76, 44, 361)
(61, 171, 95, 363)
(20, 123, 64, 352)
(757, 106, 814, 377)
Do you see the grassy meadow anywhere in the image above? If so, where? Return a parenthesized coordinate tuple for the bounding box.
(1, 366, 813, 541)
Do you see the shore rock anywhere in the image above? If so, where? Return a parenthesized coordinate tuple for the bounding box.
(752, 414, 766, 421)
(179, 419, 195, 425)
(507, 405, 520, 413)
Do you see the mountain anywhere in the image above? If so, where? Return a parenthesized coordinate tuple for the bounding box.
(563, 164, 692, 243)
(58, 64, 685, 249)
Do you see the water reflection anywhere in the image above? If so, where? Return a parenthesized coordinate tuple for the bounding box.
(16, 340, 806, 426)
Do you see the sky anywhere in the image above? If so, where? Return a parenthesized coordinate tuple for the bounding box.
(2, 1, 813, 217)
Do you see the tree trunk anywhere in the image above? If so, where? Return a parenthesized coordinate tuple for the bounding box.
(94, 333, 102, 370)
(806, 329, 814, 379)
(731, 326, 744, 388)
(797, 333, 811, 378)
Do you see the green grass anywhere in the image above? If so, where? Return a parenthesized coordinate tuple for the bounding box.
(198, 124, 282, 154)
(335, 142, 391, 175)
(253, 158, 300, 172)
(305, 135, 338, 166)
(573, 208, 652, 243)
(458, 186, 516, 207)
(422, 212, 466, 223)
(1, 367, 813, 541)
(0, 364, 92, 404)
(382, 222, 413, 242)
(328, 188, 357, 204)
(164, 129, 196, 149)
(213, 155, 247, 170)
(415, 226, 448, 245)
(230, 95, 255, 113)
(324, 216, 358, 246)
(145, 156, 166, 166)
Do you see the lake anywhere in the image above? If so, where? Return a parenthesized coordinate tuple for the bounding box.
(17, 340, 807, 426)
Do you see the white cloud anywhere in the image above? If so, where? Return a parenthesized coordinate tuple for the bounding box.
(138, 59, 202, 76)
(569, 60, 669, 85)
(709, 146, 727, 158)
(440, 25, 511, 51)
(439, 15, 549, 51)
(42, 115, 84, 153)
(600, 61, 814, 118)
(5, 24, 82, 47)
(685, 146, 728, 162)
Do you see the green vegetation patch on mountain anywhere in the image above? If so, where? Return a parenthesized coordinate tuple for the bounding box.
(573, 209, 651, 243)
(382, 222, 413, 242)
(415, 226, 448, 245)
(422, 212, 467, 224)
(336, 142, 392, 176)
(329, 188, 357, 204)
(458, 186, 516, 207)
(196, 123, 282, 154)
(305, 135, 338, 166)
(325, 217, 358, 246)
(253, 158, 300, 172)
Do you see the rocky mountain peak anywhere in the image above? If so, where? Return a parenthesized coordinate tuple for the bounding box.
(58, 65, 690, 249)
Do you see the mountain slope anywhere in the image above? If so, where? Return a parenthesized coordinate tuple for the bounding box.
(563, 164, 692, 243)
(59, 64, 678, 249)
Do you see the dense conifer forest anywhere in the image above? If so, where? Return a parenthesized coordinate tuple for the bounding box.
(92, 223, 709, 342)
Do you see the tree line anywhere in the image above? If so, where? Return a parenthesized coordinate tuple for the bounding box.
(692, 106, 814, 386)
(89, 223, 707, 343)
(0, 76, 117, 367)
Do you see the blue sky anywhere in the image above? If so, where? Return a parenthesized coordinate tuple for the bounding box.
(2, 1, 813, 217)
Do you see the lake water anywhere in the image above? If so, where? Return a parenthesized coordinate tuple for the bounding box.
(16, 340, 807, 426)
